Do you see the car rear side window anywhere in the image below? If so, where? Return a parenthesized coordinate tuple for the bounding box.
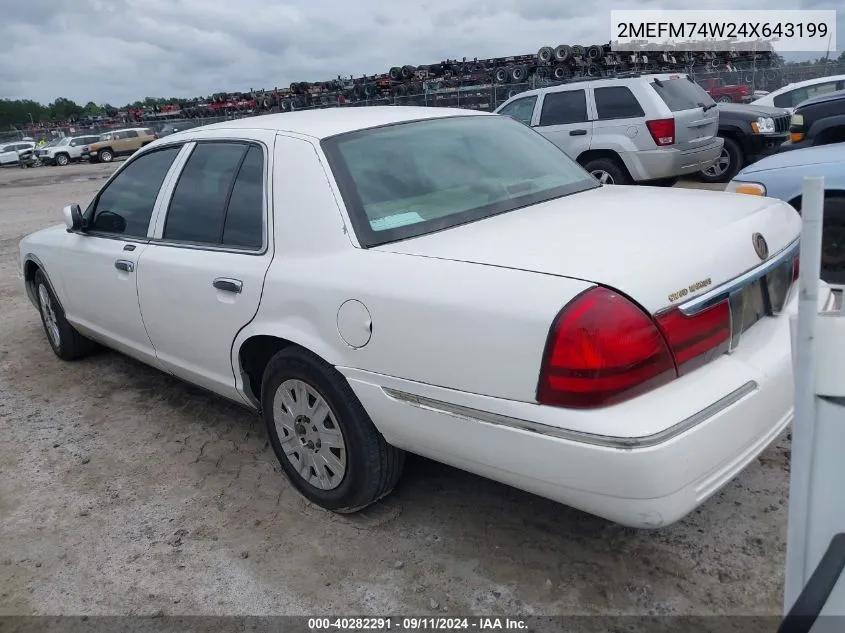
(221, 146, 264, 249)
(539, 90, 587, 126)
(651, 78, 715, 112)
(89, 147, 181, 237)
(594, 86, 645, 119)
(774, 81, 839, 108)
(163, 142, 247, 245)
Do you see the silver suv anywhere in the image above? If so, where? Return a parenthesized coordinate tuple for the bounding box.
(494, 74, 724, 185)
(38, 135, 102, 166)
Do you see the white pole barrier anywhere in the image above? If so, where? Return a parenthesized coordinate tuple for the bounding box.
(784, 176, 826, 614)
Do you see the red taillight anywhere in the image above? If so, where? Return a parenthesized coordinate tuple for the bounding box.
(654, 302, 731, 376)
(646, 118, 675, 146)
(537, 287, 676, 408)
(537, 287, 732, 409)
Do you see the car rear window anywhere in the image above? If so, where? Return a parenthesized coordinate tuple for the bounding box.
(321, 115, 597, 248)
(651, 77, 715, 112)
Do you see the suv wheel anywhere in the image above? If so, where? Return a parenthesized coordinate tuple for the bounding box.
(55, 153, 70, 166)
(699, 137, 742, 184)
(98, 149, 114, 163)
(583, 158, 630, 185)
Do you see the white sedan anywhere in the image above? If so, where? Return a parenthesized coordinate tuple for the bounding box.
(17, 107, 829, 528)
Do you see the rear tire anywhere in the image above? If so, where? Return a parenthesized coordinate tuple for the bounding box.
(583, 157, 630, 185)
(261, 347, 405, 513)
(699, 136, 742, 184)
(33, 269, 97, 361)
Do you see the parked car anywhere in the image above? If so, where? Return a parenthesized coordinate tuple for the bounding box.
(0, 141, 35, 166)
(19, 107, 828, 528)
(698, 102, 790, 183)
(779, 90, 845, 153)
(494, 73, 722, 186)
(752, 74, 845, 113)
(37, 135, 103, 166)
(697, 77, 752, 104)
(727, 143, 845, 285)
(81, 127, 157, 163)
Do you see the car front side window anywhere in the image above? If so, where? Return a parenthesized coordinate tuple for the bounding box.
(498, 96, 538, 125)
(88, 147, 181, 238)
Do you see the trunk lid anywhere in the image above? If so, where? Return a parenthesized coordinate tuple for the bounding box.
(374, 185, 801, 313)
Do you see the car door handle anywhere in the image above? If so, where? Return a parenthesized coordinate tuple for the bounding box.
(213, 278, 243, 294)
(569, 129, 588, 136)
(114, 260, 134, 273)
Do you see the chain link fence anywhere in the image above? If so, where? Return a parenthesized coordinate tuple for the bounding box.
(3, 61, 843, 144)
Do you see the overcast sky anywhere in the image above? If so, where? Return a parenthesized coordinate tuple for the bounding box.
(0, 0, 840, 105)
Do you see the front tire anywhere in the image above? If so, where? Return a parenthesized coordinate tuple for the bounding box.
(699, 137, 743, 184)
(98, 149, 114, 163)
(33, 269, 97, 361)
(55, 153, 70, 166)
(261, 347, 405, 513)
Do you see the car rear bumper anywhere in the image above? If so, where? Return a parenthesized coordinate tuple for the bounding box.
(340, 281, 832, 528)
(625, 137, 724, 181)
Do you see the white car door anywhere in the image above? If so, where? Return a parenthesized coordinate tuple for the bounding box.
(136, 138, 274, 403)
(0, 144, 21, 164)
(59, 145, 186, 366)
(532, 87, 595, 159)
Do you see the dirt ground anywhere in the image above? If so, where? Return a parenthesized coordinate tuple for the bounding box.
(0, 162, 790, 616)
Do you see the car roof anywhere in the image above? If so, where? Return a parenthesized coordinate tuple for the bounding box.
(494, 72, 689, 105)
(180, 106, 486, 140)
(765, 74, 845, 98)
(796, 88, 845, 109)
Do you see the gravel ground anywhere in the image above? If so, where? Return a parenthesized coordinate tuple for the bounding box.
(0, 163, 790, 616)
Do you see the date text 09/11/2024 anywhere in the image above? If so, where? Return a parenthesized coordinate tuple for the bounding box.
(308, 617, 528, 630)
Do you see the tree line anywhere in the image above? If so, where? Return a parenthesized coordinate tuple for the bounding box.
(0, 96, 188, 129)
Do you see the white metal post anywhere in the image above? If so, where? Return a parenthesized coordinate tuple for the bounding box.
(784, 176, 838, 613)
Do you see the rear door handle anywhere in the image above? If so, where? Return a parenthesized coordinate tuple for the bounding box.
(213, 278, 243, 294)
(114, 260, 134, 272)
(569, 129, 588, 136)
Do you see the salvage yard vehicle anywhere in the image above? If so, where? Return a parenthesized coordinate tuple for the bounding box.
(779, 89, 845, 153)
(18, 107, 832, 528)
(494, 74, 723, 186)
(82, 127, 156, 163)
(0, 141, 36, 166)
(727, 143, 845, 285)
(752, 74, 845, 113)
(37, 134, 102, 166)
(698, 102, 790, 183)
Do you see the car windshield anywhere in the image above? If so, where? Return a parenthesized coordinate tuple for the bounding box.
(321, 115, 597, 247)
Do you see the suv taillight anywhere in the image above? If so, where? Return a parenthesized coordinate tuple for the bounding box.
(646, 118, 675, 146)
(537, 287, 730, 409)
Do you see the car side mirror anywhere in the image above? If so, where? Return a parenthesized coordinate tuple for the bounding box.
(63, 204, 83, 232)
